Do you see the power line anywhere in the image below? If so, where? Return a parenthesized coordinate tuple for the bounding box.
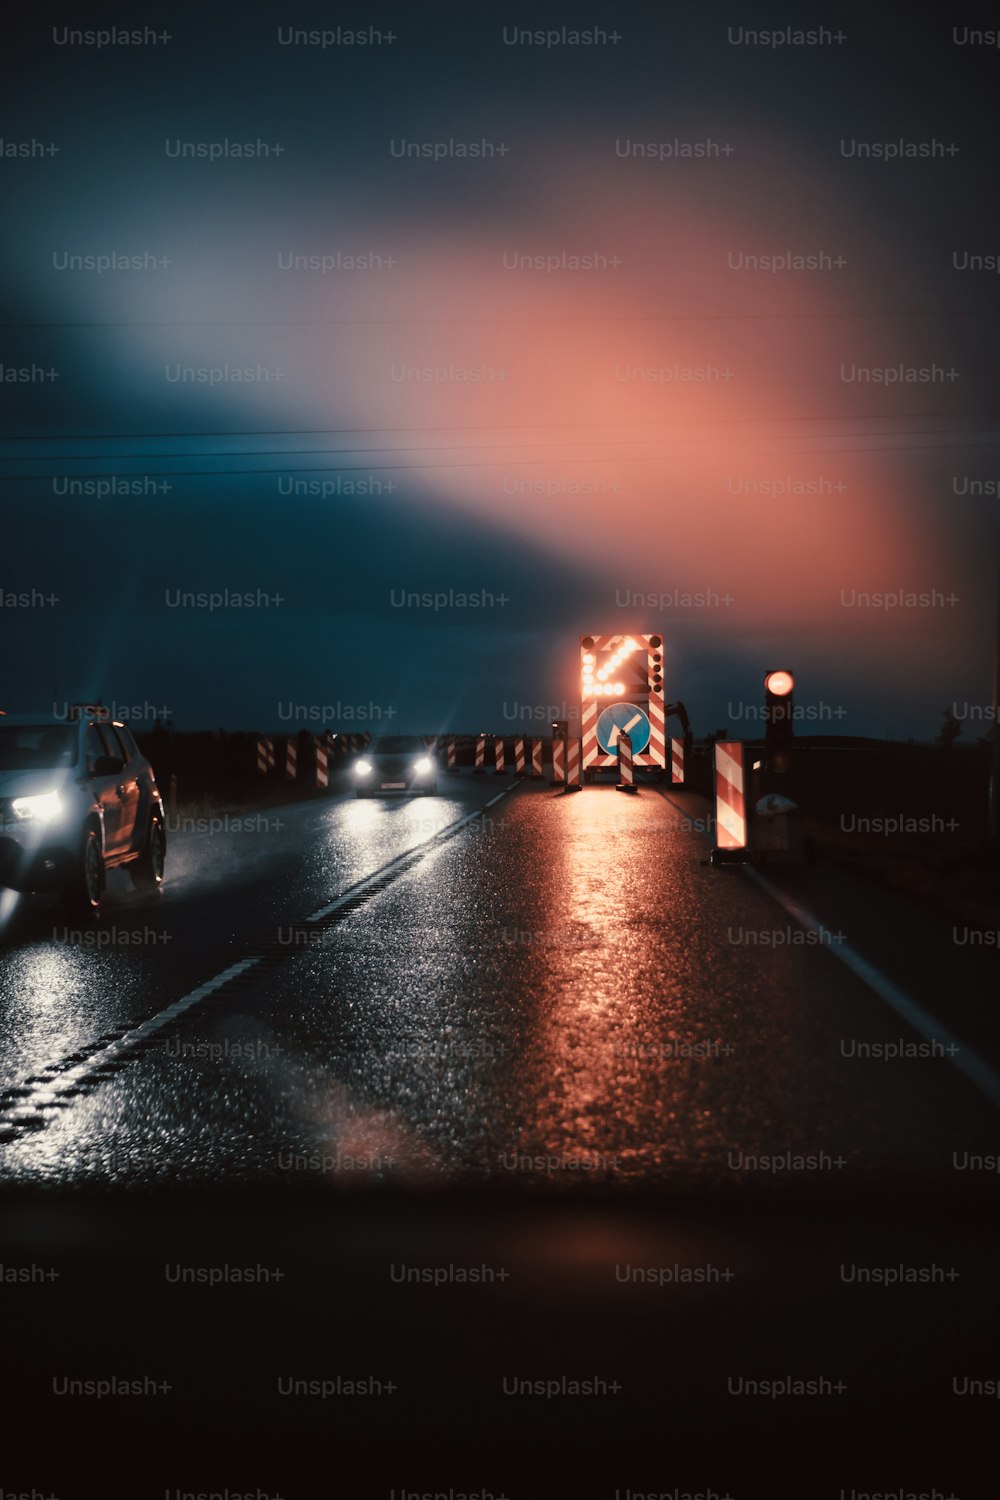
(5, 424, 999, 463)
(3, 438, 999, 484)
(0, 310, 996, 328)
(4, 412, 1000, 444)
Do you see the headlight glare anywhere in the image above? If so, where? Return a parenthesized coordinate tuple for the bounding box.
(11, 790, 62, 822)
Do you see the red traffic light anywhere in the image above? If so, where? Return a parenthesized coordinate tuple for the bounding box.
(764, 670, 794, 698)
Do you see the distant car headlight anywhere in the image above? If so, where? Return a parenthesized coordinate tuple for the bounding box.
(354, 759, 373, 776)
(413, 756, 433, 775)
(10, 790, 62, 822)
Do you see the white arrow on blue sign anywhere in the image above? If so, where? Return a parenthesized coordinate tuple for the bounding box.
(596, 702, 651, 755)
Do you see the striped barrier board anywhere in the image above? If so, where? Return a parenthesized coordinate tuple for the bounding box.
(671, 737, 684, 785)
(315, 738, 328, 790)
(648, 686, 665, 774)
(531, 738, 543, 778)
(565, 735, 581, 791)
(514, 737, 526, 776)
(552, 735, 565, 785)
(285, 739, 298, 781)
(446, 737, 459, 773)
(713, 740, 748, 857)
(494, 736, 507, 775)
(615, 731, 637, 793)
(474, 734, 486, 774)
(256, 737, 271, 775)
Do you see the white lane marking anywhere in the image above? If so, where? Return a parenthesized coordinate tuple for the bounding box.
(747, 867, 1000, 1110)
(305, 787, 515, 921)
(655, 787, 1000, 1112)
(0, 958, 262, 1127)
(0, 786, 519, 1131)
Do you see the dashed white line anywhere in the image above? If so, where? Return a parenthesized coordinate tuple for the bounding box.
(305, 788, 513, 921)
(0, 785, 519, 1134)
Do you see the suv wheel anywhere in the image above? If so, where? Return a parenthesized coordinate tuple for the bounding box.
(62, 828, 105, 914)
(130, 816, 166, 894)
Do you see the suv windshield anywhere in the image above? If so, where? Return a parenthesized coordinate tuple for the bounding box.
(370, 736, 426, 754)
(0, 724, 77, 771)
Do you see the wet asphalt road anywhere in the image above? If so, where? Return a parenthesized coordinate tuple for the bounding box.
(1, 773, 999, 1190)
(4, 775, 1000, 1495)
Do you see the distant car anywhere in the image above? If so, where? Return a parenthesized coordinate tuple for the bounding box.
(354, 735, 438, 797)
(0, 711, 166, 913)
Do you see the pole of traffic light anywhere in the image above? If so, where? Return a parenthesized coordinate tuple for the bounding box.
(990, 545, 1000, 842)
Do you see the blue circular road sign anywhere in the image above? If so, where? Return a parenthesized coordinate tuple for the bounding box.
(596, 702, 650, 755)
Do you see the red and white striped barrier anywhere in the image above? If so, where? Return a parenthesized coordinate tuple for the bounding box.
(552, 734, 565, 785)
(256, 737, 272, 775)
(474, 734, 486, 774)
(565, 735, 581, 791)
(514, 736, 526, 776)
(648, 688, 666, 772)
(531, 738, 543, 778)
(712, 740, 748, 861)
(494, 736, 507, 775)
(315, 738, 328, 790)
(446, 737, 459, 773)
(671, 737, 684, 784)
(285, 739, 297, 781)
(616, 731, 637, 793)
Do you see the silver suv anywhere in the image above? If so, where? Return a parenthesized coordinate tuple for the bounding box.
(0, 709, 166, 913)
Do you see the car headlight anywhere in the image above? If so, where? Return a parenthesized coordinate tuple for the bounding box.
(413, 756, 433, 775)
(354, 759, 372, 776)
(10, 790, 62, 822)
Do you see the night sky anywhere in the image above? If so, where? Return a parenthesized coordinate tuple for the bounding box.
(3, 2, 999, 737)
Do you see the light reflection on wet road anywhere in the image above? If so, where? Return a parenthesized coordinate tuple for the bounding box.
(1, 778, 999, 1188)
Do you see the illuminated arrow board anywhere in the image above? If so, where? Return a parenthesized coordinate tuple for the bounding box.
(580, 632, 665, 770)
(580, 634, 647, 700)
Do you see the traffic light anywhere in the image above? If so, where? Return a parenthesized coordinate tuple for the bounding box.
(764, 669, 795, 773)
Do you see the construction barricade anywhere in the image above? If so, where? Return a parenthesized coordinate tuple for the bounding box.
(711, 740, 748, 864)
(616, 731, 637, 793)
(671, 737, 684, 785)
